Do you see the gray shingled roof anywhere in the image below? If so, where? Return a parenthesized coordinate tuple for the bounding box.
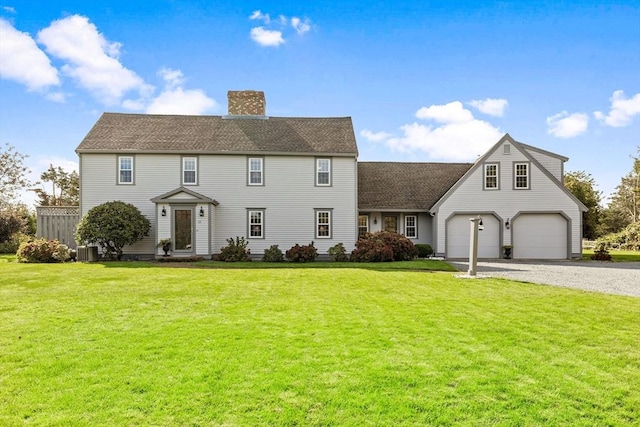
(76, 113, 358, 155)
(358, 162, 473, 210)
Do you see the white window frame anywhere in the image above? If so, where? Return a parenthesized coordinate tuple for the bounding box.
(182, 156, 198, 185)
(484, 163, 499, 190)
(316, 158, 331, 186)
(248, 157, 264, 186)
(248, 210, 264, 239)
(514, 162, 529, 189)
(358, 215, 369, 238)
(404, 215, 417, 238)
(118, 156, 134, 185)
(316, 209, 332, 239)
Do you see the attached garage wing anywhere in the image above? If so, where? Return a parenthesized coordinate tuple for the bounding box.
(512, 213, 568, 259)
(446, 214, 500, 259)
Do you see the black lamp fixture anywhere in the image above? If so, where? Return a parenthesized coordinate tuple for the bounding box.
(505, 218, 510, 229)
(161, 206, 166, 216)
(373, 217, 378, 224)
(199, 206, 205, 217)
(478, 218, 484, 231)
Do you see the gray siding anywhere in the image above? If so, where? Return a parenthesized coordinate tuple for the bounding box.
(524, 148, 564, 181)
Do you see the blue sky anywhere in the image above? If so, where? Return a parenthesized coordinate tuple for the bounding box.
(1, 0, 639, 206)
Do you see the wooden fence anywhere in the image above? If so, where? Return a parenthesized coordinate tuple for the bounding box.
(36, 206, 80, 249)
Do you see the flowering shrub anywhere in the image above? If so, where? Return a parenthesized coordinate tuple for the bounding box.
(215, 236, 251, 262)
(286, 242, 317, 263)
(17, 238, 70, 263)
(262, 245, 284, 262)
(328, 243, 349, 262)
(351, 232, 417, 262)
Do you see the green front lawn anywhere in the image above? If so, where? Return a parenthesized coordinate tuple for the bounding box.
(582, 249, 640, 262)
(1, 261, 638, 426)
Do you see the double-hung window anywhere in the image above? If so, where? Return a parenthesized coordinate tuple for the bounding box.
(316, 158, 331, 186)
(182, 156, 198, 185)
(248, 210, 264, 238)
(358, 215, 369, 237)
(514, 162, 529, 189)
(484, 163, 498, 189)
(248, 157, 263, 185)
(316, 209, 331, 238)
(118, 156, 133, 184)
(404, 215, 417, 238)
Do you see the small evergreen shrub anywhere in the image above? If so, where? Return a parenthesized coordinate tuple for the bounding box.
(350, 237, 394, 262)
(415, 244, 433, 258)
(215, 236, 251, 262)
(328, 243, 349, 262)
(286, 242, 317, 263)
(591, 242, 612, 261)
(262, 245, 284, 262)
(17, 238, 70, 263)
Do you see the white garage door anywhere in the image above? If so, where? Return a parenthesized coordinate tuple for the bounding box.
(513, 213, 567, 259)
(447, 215, 500, 259)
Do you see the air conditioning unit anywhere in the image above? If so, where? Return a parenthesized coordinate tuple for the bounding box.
(77, 246, 99, 262)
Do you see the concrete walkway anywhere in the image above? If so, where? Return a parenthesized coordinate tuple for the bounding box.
(449, 260, 640, 297)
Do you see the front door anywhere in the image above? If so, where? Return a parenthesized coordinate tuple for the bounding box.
(384, 216, 398, 233)
(174, 208, 194, 254)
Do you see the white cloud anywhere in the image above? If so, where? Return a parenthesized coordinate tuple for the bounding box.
(384, 101, 503, 161)
(144, 68, 216, 115)
(158, 67, 185, 88)
(249, 10, 270, 24)
(250, 26, 284, 47)
(3, 6, 16, 13)
(44, 91, 65, 103)
(415, 101, 474, 124)
(594, 90, 640, 127)
(291, 17, 311, 35)
(0, 18, 60, 91)
(37, 15, 153, 106)
(546, 111, 589, 138)
(360, 129, 392, 142)
(468, 98, 508, 117)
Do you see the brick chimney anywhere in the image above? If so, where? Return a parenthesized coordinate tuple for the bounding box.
(227, 90, 266, 116)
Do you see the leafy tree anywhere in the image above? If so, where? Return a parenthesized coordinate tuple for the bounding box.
(564, 171, 602, 239)
(601, 147, 640, 233)
(31, 164, 79, 206)
(75, 201, 150, 260)
(0, 203, 35, 243)
(0, 143, 32, 206)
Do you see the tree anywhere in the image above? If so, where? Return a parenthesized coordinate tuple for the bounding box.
(31, 164, 79, 206)
(601, 147, 640, 234)
(0, 143, 32, 206)
(75, 201, 150, 260)
(564, 171, 602, 239)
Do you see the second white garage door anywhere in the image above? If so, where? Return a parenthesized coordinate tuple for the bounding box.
(446, 214, 500, 259)
(513, 213, 568, 259)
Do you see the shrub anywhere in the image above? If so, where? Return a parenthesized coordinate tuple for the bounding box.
(75, 201, 150, 260)
(351, 231, 417, 262)
(415, 244, 433, 258)
(591, 242, 612, 261)
(286, 242, 317, 263)
(17, 238, 70, 263)
(0, 205, 27, 243)
(215, 236, 252, 262)
(328, 242, 349, 262)
(262, 245, 284, 262)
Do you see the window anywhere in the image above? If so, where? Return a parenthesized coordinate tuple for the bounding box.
(118, 156, 134, 184)
(514, 162, 529, 189)
(182, 156, 198, 185)
(316, 209, 331, 238)
(384, 216, 398, 233)
(358, 215, 369, 237)
(484, 163, 498, 189)
(405, 215, 417, 238)
(248, 210, 264, 238)
(248, 157, 263, 186)
(316, 158, 331, 186)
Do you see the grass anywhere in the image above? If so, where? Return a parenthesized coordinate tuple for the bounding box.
(582, 249, 640, 262)
(1, 259, 639, 426)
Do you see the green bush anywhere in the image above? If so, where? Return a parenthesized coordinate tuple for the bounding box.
(215, 236, 251, 262)
(17, 238, 70, 263)
(285, 242, 317, 263)
(0, 206, 27, 243)
(415, 244, 433, 258)
(328, 243, 349, 262)
(351, 232, 417, 262)
(262, 245, 284, 262)
(596, 221, 640, 251)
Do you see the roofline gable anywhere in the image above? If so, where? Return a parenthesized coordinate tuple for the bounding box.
(151, 186, 219, 205)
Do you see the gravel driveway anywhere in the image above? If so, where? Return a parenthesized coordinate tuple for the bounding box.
(449, 260, 640, 297)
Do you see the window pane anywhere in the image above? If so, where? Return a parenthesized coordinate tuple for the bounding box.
(358, 215, 368, 237)
(120, 158, 132, 170)
(184, 170, 196, 184)
(249, 211, 262, 238)
(317, 159, 330, 185)
(120, 170, 132, 183)
(317, 211, 330, 237)
(250, 171, 262, 184)
(384, 216, 397, 233)
(405, 216, 416, 238)
(318, 172, 329, 185)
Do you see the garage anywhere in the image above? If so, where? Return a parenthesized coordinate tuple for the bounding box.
(512, 213, 568, 259)
(446, 214, 500, 259)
